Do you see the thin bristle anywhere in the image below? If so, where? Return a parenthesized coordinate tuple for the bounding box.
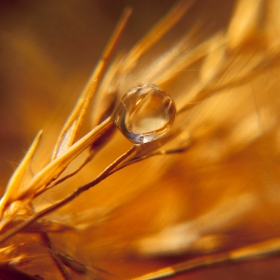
(52, 7, 132, 160)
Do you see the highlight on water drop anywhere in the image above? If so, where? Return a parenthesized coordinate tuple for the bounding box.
(112, 83, 176, 144)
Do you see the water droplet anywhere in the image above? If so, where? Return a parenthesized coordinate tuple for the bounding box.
(112, 83, 176, 144)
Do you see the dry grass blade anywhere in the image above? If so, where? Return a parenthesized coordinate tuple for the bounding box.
(91, 54, 125, 127)
(23, 118, 112, 199)
(0, 118, 112, 223)
(52, 8, 132, 160)
(0, 145, 136, 243)
(178, 50, 280, 114)
(133, 238, 280, 279)
(0, 130, 43, 219)
(39, 232, 72, 280)
(124, 0, 194, 70)
(113, 127, 191, 173)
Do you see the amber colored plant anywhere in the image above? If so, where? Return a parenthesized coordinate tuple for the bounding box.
(1, 0, 280, 279)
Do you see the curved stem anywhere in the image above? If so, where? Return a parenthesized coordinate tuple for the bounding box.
(133, 237, 280, 279)
(0, 146, 136, 244)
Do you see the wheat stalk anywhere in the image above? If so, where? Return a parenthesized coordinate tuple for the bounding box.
(1, 0, 280, 279)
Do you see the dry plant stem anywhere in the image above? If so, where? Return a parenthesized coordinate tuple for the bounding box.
(33, 200, 70, 279)
(52, 7, 132, 159)
(40, 232, 71, 280)
(133, 238, 280, 280)
(178, 51, 280, 114)
(24, 118, 113, 200)
(0, 131, 43, 219)
(0, 119, 113, 232)
(113, 146, 189, 174)
(0, 145, 136, 244)
(34, 151, 95, 198)
(125, 0, 194, 67)
(49, 152, 95, 189)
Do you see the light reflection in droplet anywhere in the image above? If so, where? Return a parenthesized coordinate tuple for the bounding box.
(112, 83, 176, 144)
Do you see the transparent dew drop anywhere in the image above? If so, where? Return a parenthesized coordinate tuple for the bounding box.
(112, 83, 176, 144)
